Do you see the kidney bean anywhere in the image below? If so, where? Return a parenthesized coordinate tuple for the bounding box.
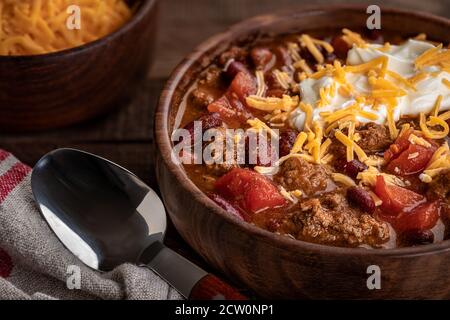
(250, 47, 274, 69)
(347, 186, 375, 214)
(279, 129, 298, 157)
(366, 29, 384, 43)
(224, 61, 249, 80)
(181, 112, 223, 145)
(274, 46, 292, 66)
(335, 159, 368, 179)
(399, 229, 434, 246)
(331, 35, 351, 60)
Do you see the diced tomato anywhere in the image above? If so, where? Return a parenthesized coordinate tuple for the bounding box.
(208, 96, 248, 128)
(374, 177, 441, 232)
(208, 71, 256, 127)
(394, 201, 440, 232)
(384, 128, 413, 162)
(386, 144, 435, 176)
(214, 168, 286, 214)
(229, 71, 257, 102)
(374, 176, 425, 214)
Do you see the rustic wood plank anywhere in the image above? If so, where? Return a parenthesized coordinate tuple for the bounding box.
(0, 79, 163, 143)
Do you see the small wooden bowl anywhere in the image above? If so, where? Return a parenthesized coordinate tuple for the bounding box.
(0, 0, 158, 132)
(156, 5, 450, 299)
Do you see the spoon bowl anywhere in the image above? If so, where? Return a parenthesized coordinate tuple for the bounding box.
(31, 148, 165, 271)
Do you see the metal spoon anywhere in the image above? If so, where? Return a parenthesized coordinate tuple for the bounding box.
(31, 148, 245, 300)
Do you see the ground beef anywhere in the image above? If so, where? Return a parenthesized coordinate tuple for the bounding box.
(190, 67, 224, 108)
(427, 172, 450, 235)
(204, 128, 240, 176)
(219, 46, 248, 66)
(198, 66, 223, 87)
(277, 192, 390, 247)
(274, 157, 335, 196)
(427, 172, 450, 202)
(329, 123, 393, 159)
(356, 123, 393, 153)
(190, 88, 215, 108)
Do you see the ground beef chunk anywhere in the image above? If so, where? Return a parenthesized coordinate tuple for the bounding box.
(279, 129, 298, 157)
(190, 89, 215, 108)
(277, 192, 390, 247)
(204, 127, 240, 176)
(427, 172, 450, 236)
(219, 46, 248, 66)
(427, 172, 450, 202)
(356, 123, 393, 154)
(274, 157, 336, 196)
(328, 123, 392, 159)
(190, 67, 225, 108)
(198, 66, 223, 87)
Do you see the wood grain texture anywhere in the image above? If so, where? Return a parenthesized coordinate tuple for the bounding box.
(155, 5, 450, 299)
(0, 0, 158, 132)
(189, 274, 247, 300)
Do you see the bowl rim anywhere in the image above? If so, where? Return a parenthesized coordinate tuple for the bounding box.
(0, 0, 157, 60)
(156, 4, 450, 257)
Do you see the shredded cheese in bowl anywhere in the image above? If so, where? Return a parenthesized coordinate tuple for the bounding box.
(246, 29, 450, 183)
(0, 0, 132, 56)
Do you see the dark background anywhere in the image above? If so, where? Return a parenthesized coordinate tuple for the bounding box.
(1, 0, 449, 293)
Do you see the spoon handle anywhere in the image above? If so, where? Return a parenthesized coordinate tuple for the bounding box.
(189, 274, 247, 300)
(144, 242, 247, 300)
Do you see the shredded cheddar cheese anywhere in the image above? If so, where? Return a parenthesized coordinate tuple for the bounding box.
(368, 191, 383, 206)
(442, 78, 450, 89)
(255, 70, 267, 97)
(357, 166, 407, 187)
(287, 42, 301, 61)
(247, 118, 279, 139)
(0, 0, 132, 56)
(332, 173, 356, 187)
(335, 130, 368, 163)
(419, 112, 449, 139)
(408, 134, 432, 148)
(299, 34, 325, 64)
(342, 28, 367, 48)
(273, 70, 293, 90)
(290, 132, 308, 154)
(415, 44, 450, 69)
(244, 31, 449, 192)
(246, 95, 299, 112)
(293, 59, 313, 75)
(420, 142, 450, 183)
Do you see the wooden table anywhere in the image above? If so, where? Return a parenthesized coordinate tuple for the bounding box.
(1, 0, 449, 294)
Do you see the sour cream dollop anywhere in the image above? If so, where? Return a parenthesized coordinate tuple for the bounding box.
(289, 39, 450, 131)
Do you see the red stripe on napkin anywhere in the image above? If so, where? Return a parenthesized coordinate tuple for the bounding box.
(0, 150, 10, 162)
(0, 248, 13, 278)
(0, 163, 31, 203)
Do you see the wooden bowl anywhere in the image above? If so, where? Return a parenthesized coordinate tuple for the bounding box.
(156, 5, 450, 299)
(0, 0, 158, 132)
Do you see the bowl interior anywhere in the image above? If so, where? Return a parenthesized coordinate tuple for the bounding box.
(158, 5, 450, 256)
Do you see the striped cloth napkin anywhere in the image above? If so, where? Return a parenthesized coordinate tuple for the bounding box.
(0, 149, 181, 300)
